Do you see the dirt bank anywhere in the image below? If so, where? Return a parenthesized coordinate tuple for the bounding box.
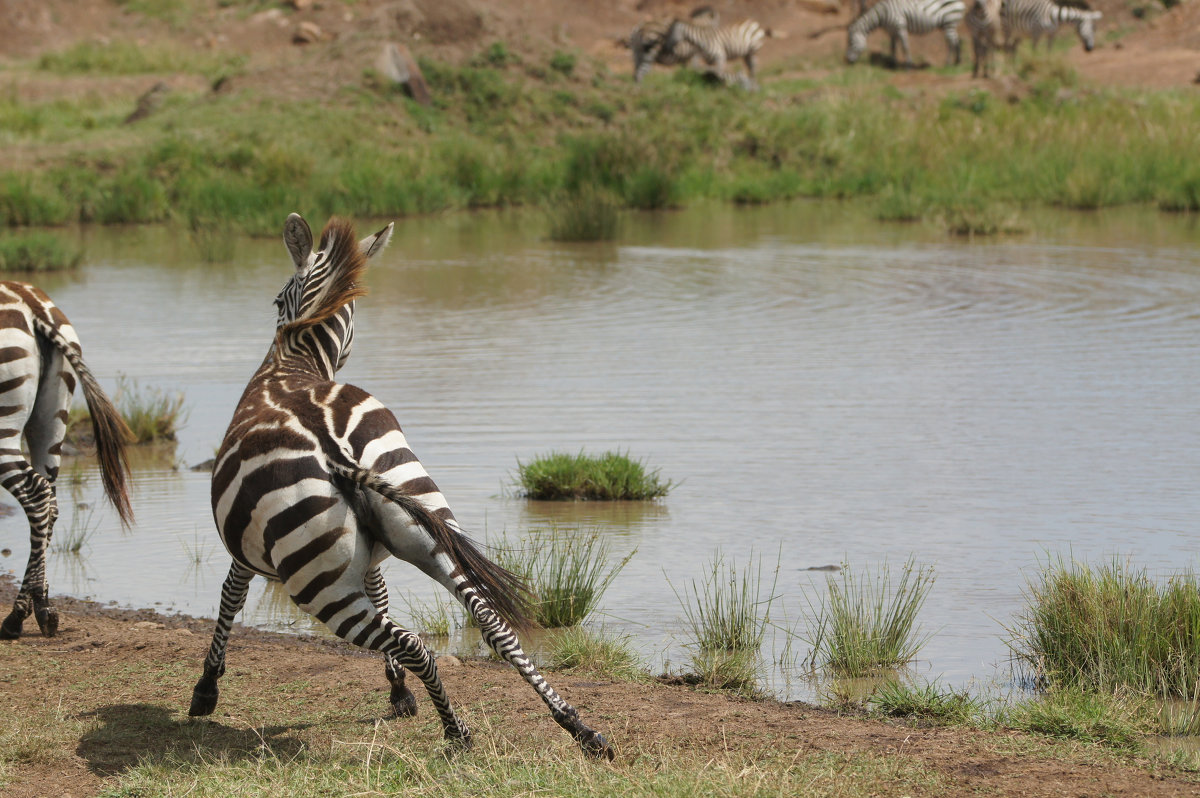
(0, 580, 1197, 797)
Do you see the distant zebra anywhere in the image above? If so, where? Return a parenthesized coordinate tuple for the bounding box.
(629, 6, 719, 83)
(965, 0, 1000, 77)
(846, 0, 965, 68)
(1000, 0, 1101, 54)
(663, 18, 771, 86)
(0, 282, 133, 639)
(190, 214, 613, 760)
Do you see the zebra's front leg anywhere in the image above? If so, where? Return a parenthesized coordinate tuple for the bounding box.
(0, 467, 58, 639)
(946, 26, 963, 66)
(365, 565, 417, 717)
(189, 561, 254, 716)
(464, 592, 614, 760)
(896, 28, 915, 68)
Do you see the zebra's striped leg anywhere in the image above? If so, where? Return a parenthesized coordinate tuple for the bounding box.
(312, 592, 472, 748)
(896, 28, 914, 68)
(456, 584, 614, 760)
(365, 566, 417, 717)
(0, 463, 59, 639)
(189, 560, 254, 716)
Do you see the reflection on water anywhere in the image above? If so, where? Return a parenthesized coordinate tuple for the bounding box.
(4, 202, 1200, 704)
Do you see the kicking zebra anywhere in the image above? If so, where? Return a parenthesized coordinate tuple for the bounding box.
(1000, 0, 1101, 55)
(190, 214, 613, 760)
(663, 18, 771, 87)
(0, 282, 133, 639)
(629, 6, 718, 83)
(846, 0, 965, 68)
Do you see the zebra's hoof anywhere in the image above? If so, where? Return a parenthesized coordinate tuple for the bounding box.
(0, 612, 23, 640)
(34, 606, 58, 637)
(389, 684, 418, 718)
(443, 727, 472, 754)
(189, 680, 220, 717)
(578, 729, 615, 761)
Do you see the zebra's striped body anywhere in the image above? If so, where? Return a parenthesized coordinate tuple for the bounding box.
(191, 214, 613, 760)
(0, 282, 132, 639)
(846, 0, 965, 67)
(629, 6, 719, 83)
(664, 18, 769, 85)
(1000, 0, 1101, 54)
(965, 0, 1000, 76)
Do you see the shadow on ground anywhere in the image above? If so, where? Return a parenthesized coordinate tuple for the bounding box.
(76, 703, 312, 776)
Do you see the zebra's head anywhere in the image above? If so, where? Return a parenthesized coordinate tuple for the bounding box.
(845, 29, 868, 64)
(275, 213, 394, 373)
(1076, 11, 1101, 52)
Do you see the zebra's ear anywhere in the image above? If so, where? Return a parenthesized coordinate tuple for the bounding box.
(359, 222, 394, 260)
(284, 213, 313, 272)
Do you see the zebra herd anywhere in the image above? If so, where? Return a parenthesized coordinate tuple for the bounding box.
(628, 0, 1100, 85)
(0, 215, 613, 760)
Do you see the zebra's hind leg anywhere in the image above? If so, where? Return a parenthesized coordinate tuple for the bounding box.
(0, 464, 59, 639)
(365, 565, 417, 717)
(446, 579, 613, 760)
(189, 561, 254, 716)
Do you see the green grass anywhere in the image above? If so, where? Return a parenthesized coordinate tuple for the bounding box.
(499, 527, 634, 628)
(672, 551, 781, 694)
(514, 450, 673, 501)
(1002, 687, 1150, 750)
(51, 502, 100, 554)
(0, 231, 81, 271)
(402, 592, 459, 638)
(3, 42, 1199, 231)
(67, 377, 187, 446)
(546, 187, 620, 242)
(1010, 557, 1200, 700)
(804, 558, 934, 678)
(542, 626, 644, 681)
(870, 678, 981, 726)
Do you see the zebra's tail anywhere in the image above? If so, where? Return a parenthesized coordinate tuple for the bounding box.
(33, 318, 134, 528)
(332, 462, 535, 634)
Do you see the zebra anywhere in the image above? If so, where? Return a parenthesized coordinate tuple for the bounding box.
(0, 281, 133, 639)
(846, 0, 966, 68)
(965, 0, 1001, 77)
(189, 214, 614, 760)
(999, 0, 1101, 55)
(629, 6, 718, 83)
(663, 18, 770, 86)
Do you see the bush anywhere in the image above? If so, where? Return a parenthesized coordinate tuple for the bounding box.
(0, 232, 81, 272)
(514, 450, 672, 500)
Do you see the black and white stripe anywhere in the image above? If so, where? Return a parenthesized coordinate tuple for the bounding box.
(0, 281, 132, 640)
(1000, 0, 1101, 54)
(190, 213, 613, 760)
(664, 18, 770, 86)
(846, 0, 965, 67)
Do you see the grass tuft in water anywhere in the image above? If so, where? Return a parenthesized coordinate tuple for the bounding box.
(804, 558, 934, 677)
(1009, 557, 1200, 700)
(514, 450, 672, 501)
(543, 626, 644, 681)
(0, 232, 82, 272)
(1002, 686, 1150, 750)
(67, 377, 187, 446)
(52, 503, 99, 554)
(402, 592, 459, 638)
(672, 550, 780, 694)
(545, 186, 620, 242)
(500, 527, 634, 628)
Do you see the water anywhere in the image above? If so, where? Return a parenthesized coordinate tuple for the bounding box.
(5, 202, 1199, 701)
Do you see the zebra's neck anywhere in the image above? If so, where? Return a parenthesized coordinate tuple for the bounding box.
(850, 3, 887, 35)
(268, 303, 354, 381)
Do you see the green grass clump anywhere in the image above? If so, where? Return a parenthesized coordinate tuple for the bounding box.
(1010, 557, 1200, 700)
(870, 679, 980, 726)
(68, 378, 187, 446)
(543, 626, 644, 681)
(545, 187, 620, 242)
(402, 592, 459, 638)
(0, 232, 81, 271)
(805, 558, 934, 677)
(673, 551, 780, 694)
(1003, 687, 1150, 750)
(501, 527, 634, 628)
(515, 450, 672, 501)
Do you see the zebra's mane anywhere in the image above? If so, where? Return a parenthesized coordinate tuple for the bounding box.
(279, 217, 368, 338)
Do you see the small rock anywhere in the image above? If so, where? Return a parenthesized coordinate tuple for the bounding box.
(132, 621, 164, 631)
(190, 458, 216, 472)
(285, 0, 312, 9)
(376, 42, 432, 106)
(437, 655, 463, 668)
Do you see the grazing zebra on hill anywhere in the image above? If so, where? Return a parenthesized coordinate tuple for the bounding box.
(663, 18, 771, 86)
(629, 6, 718, 83)
(0, 282, 133, 640)
(999, 0, 1101, 54)
(190, 214, 613, 760)
(846, 0, 965, 68)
